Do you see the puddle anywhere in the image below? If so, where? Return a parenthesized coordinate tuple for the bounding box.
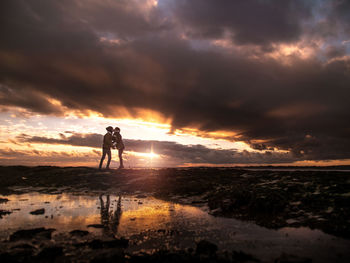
(1, 192, 350, 262)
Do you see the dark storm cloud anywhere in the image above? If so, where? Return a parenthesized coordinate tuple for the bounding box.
(308, 0, 350, 41)
(0, 0, 98, 52)
(0, 84, 64, 114)
(1, 0, 350, 162)
(329, 0, 350, 35)
(74, 0, 172, 37)
(325, 45, 347, 58)
(171, 0, 313, 45)
(16, 133, 296, 165)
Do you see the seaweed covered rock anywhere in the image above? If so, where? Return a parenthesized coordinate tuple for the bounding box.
(9, 228, 55, 241)
(196, 240, 218, 257)
(249, 190, 287, 215)
(35, 246, 64, 261)
(208, 186, 253, 213)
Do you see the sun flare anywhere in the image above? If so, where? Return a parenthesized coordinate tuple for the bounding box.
(130, 151, 160, 159)
(148, 151, 158, 159)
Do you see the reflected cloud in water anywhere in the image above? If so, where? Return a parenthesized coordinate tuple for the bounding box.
(1, 192, 350, 262)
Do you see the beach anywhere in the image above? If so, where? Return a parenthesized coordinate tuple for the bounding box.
(1, 166, 350, 262)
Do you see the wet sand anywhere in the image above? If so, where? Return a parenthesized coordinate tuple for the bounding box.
(0, 166, 350, 262)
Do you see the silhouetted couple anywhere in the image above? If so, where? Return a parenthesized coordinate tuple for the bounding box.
(99, 126, 125, 170)
(99, 194, 122, 237)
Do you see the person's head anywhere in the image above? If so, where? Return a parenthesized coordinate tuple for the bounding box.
(106, 126, 113, 132)
(114, 127, 120, 133)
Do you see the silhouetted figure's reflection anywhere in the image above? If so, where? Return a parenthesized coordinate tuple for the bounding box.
(99, 194, 122, 237)
(111, 195, 122, 234)
(100, 194, 110, 228)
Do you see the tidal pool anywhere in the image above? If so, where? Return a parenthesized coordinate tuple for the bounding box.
(1, 192, 350, 262)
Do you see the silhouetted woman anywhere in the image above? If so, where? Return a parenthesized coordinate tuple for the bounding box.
(99, 194, 122, 237)
(113, 127, 125, 169)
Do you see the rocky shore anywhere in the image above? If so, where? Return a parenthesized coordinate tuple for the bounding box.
(0, 166, 349, 262)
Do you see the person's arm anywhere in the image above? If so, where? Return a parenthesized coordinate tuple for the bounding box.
(111, 133, 117, 148)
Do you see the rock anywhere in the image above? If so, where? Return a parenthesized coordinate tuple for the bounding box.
(36, 246, 63, 260)
(0, 209, 12, 218)
(69, 230, 89, 236)
(9, 228, 55, 241)
(0, 198, 9, 203)
(195, 240, 217, 256)
(87, 224, 104, 228)
(275, 253, 312, 263)
(29, 208, 45, 215)
(232, 250, 260, 262)
(286, 219, 299, 224)
(250, 191, 287, 215)
(90, 248, 124, 263)
(11, 244, 35, 250)
(7, 243, 35, 262)
(0, 253, 13, 262)
(209, 207, 223, 215)
(88, 238, 129, 249)
(128, 250, 191, 263)
(0, 249, 33, 262)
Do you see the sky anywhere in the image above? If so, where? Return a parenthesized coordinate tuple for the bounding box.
(0, 0, 350, 167)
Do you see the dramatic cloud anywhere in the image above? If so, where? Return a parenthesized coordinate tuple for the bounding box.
(171, 0, 313, 45)
(15, 132, 298, 165)
(17, 133, 102, 149)
(1, 0, 350, 163)
(0, 147, 100, 166)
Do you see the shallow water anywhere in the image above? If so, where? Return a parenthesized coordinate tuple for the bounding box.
(1, 192, 350, 262)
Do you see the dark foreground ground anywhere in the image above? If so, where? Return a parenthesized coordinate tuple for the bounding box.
(0, 166, 350, 262)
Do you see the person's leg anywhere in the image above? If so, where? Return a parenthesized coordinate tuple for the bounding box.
(99, 194, 104, 207)
(106, 148, 112, 169)
(106, 195, 110, 209)
(99, 149, 107, 169)
(118, 148, 124, 168)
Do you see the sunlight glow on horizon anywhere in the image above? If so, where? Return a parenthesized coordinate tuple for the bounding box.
(1, 107, 349, 167)
(130, 151, 160, 160)
(0, 106, 252, 151)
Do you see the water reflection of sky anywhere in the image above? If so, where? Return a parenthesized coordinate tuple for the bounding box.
(0, 193, 202, 238)
(1, 193, 350, 262)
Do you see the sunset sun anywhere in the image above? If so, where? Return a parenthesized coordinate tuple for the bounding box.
(148, 151, 158, 160)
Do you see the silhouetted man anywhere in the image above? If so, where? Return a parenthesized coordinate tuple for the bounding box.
(99, 194, 122, 237)
(99, 126, 113, 169)
(99, 194, 110, 227)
